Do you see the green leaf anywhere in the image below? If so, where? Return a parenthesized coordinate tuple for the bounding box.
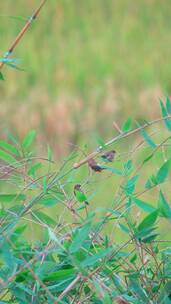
(48, 228, 65, 250)
(129, 278, 150, 303)
(103, 293, 112, 304)
(118, 223, 130, 234)
(158, 191, 171, 220)
(156, 159, 171, 184)
(122, 117, 132, 132)
(138, 210, 158, 231)
(140, 128, 156, 148)
(64, 151, 78, 161)
(133, 198, 155, 213)
(81, 247, 113, 267)
(102, 165, 123, 176)
(70, 223, 91, 253)
(166, 96, 171, 114)
(32, 211, 56, 226)
(141, 233, 158, 243)
(0, 140, 19, 156)
(145, 178, 153, 189)
(45, 268, 76, 282)
(0, 72, 4, 80)
(22, 130, 36, 149)
(47, 145, 52, 161)
(43, 176, 47, 194)
(28, 162, 42, 176)
(8, 15, 28, 22)
(123, 175, 139, 194)
(160, 99, 171, 131)
(143, 153, 153, 164)
(0, 149, 17, 166)
(96, 134, 105, 148)
(5, 130, 19, 146)
(39, 197, 61, 207)
(123, 160, 133, 175)
(0, 194, 26, 203)
(162, 247, 171, 255)
(12, 224, 27, 237)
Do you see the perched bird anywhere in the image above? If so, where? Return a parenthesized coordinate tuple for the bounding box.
(74, 184, 89, 205)
(101, 150, 116, 162)
(88, 158, 104, 172)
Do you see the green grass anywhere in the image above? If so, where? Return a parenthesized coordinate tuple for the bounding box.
(0, 1, 171, 150)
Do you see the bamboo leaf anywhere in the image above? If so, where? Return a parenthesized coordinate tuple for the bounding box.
(138, 210, 158, 231)
(0, 194, 26, 203)
(0, 149, 17, 166)
(158, 191, 171, 220)
(160, 99, 171, 131)
(70, 223, 91, 253)
(47, 145, 52, 161)
(133, 198, 155, 213)
(32, 211, 56, 226)
(81, 247, 113, 267)
(22, 130, 36, 149)
(0, 72, 4, 80)
(0, 140, 19, 156)
(140, 128, 156, 148)
(122, 117, 132, 132)
(45, 268, 76, 282)
(166, 96, 171, 114)
(156, 159, 171, 184)
(102, 165, 123, 176)
(123, 175, 139, 195)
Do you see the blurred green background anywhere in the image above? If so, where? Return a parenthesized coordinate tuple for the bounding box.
(0, 0, 170, 156)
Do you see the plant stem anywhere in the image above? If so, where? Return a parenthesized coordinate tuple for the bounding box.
(0, 0, 46, 70)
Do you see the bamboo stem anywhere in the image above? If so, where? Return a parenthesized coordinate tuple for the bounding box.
(0, 0, 47, 70)
(73, 115, 171, 169)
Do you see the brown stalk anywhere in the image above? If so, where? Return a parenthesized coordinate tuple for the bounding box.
(0, 0, 47, 70)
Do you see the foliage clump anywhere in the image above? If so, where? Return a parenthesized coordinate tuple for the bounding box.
(0, 99, 171, 303)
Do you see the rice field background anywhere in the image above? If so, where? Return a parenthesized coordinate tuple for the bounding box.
(0, 0, 170, 158)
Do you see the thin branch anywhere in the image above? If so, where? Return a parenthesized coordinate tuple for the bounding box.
(73, 115, 171, 169)
(0, 0, 46, 70)
(112, 120, 123, 134)
(57, 274, 81, 302)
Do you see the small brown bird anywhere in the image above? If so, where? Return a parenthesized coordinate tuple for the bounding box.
(88, 158, 104, 172)
(101, 150, 116, 162)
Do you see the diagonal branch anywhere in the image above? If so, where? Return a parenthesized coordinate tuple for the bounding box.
(0, 0, 47, 70)
(73, 115, 171, 169)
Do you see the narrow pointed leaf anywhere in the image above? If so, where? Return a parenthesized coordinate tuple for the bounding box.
(70, 223, 91, 253)
(0, 149, 17, 166)
(160, 99, 171, 131)
(0, 72, 4, 80)
(138, 210, 158, 231)
(0, 194, 26, 203)
(81, 247, 113, 267)
(47, 145, 52, 161)
(166, 96, 171, 114)
(158, 191, 171, 220)
(22, 130, 36, 149)
(133, 198, 155, 213)
(32, 211, 56, 226)
(140, 128, 156, 148)
(0, 140, 19, 156)
(156, 159, 171, 184)
(122, 117, 132, 132)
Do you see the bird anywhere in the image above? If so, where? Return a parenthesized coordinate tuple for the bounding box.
(88, 158, 104, 172)
(101, 150, 116, 162)
(74, 184, 89, 205)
